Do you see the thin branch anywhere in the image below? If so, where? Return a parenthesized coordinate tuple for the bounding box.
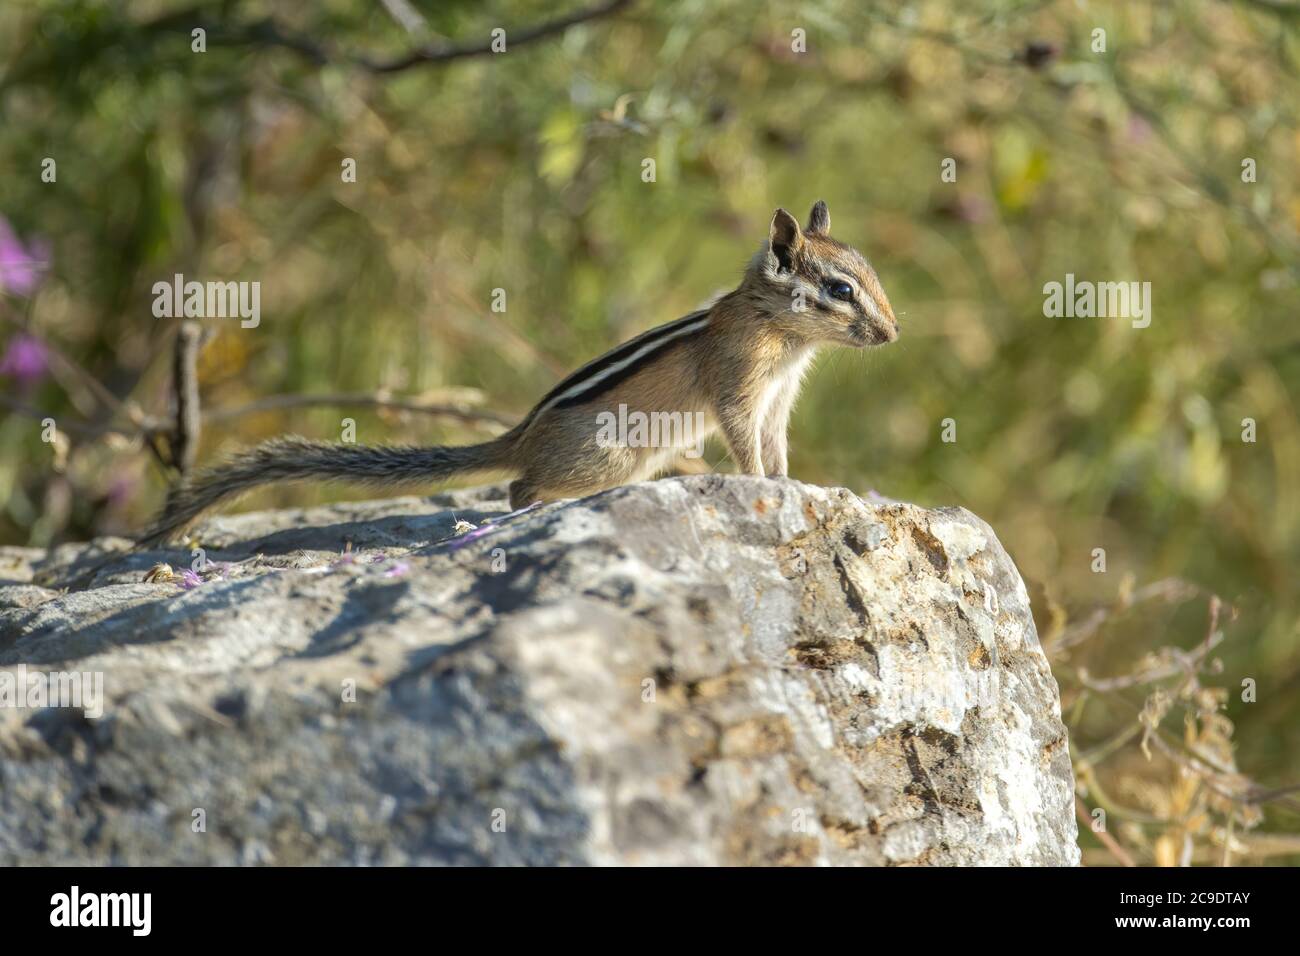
(0, 394, 176, 475)
(1075, 797, 1138, 867)
(171, 320, 203, 474)
(364, 0, 635, 73)
(1048, 578, 1201, 654)
(1078, 722, 1143, 768)
(1075, 631, 1223, 693)
(0, 395, 146, 439)
(160, 0, 636, 75)
(378, 0, 429, 37)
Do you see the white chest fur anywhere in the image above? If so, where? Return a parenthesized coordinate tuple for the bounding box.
(759, 347, 817, 427)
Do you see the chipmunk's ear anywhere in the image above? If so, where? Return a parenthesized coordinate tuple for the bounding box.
(806, 199, 830, 235)
(769, 207, 803, 271)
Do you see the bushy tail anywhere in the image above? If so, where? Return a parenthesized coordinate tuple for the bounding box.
(138, 434, 517, 547)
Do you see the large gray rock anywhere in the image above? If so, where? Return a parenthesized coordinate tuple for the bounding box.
(0, 476, 1079, 865)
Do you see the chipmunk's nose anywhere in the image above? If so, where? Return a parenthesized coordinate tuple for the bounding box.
(879, 300, 900, 341)
(873, 302, 899, 342)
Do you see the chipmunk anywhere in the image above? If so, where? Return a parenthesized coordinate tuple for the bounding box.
(140, 200, 898, 545)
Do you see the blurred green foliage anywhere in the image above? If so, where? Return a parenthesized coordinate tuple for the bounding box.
(1, 0, 1298, 862)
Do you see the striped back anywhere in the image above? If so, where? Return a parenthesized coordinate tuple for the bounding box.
(528, 309, 711, 418)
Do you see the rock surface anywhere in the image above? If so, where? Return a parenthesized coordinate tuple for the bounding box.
(0, 477, 1079, 865)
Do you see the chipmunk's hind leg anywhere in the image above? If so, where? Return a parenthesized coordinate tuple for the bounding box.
(508, 478, 551, 510)
(508, 415, 643, 508)
(508, 447, 640, 509)
(507, 475, 608, 508)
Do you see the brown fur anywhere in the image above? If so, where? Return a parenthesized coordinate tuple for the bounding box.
(139, 201, 897, 546)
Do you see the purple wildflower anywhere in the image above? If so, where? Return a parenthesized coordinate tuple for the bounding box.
(0, 333, 50, 388)
(178, 569, 203, 589)
(382, 560, 410, 579)
(1126, 115, 1154, 145)
(447, 524, 497, 551)
(0, 217, 51, 297)
(446, 502, 542, 551)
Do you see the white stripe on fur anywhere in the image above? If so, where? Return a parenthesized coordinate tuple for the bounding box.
(536, 314, 711, 413)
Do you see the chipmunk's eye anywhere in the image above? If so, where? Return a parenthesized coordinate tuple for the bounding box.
(827, 280, 854, 301)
